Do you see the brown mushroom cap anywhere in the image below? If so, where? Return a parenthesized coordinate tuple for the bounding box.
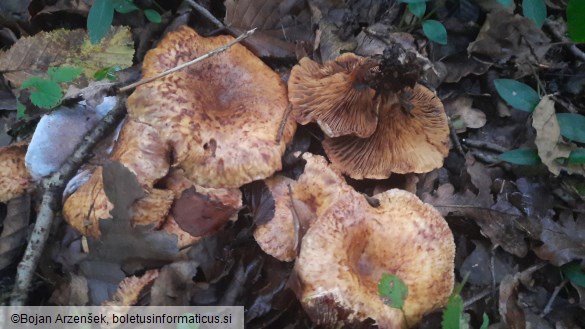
(0, 142, 33, 203)
(323, 84, 449, 179)
(294, 188, 454, 328)
(253, 153, 349, 261)
(126, 26, 295, 188)
(288, 54, 379, 138)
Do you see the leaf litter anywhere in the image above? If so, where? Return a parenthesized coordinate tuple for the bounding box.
(1, 0, 585, 327)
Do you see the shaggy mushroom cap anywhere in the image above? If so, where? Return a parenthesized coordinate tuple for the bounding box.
(288, 53, 379, 138)
(63, 120, 173, 237)
(254, 153, 349, 261)
(0, 142, 33, 203)
(126, 26, 295, 188)
(294, 188, 455, 328)
(323, 84, 449, 179)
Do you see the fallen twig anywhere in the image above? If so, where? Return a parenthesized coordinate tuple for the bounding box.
(544, 19, 585, 62)
(463, 139, 507, 153)
(11, 96, 128, 305)
(119, 28, 256, 93)
(185, 0, 225, 29)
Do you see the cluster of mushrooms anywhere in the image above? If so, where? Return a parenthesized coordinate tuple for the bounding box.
(1, 26, 455, 328)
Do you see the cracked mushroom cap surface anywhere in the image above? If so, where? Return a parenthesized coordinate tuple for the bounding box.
(294, 188, 455, 328)
(126, 26, 295, 188)
(0, 142, 33, 203)
(288, 53, 379, 138)
(323, 84, 449, 179)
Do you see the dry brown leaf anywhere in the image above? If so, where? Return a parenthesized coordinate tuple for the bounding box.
(534, 211, 585, 266)
(224, 0, 312, 58)
(532, 95, 585, 176)
(104, 270, 159, 306)
(0, 27, 134, 87)
(0, 195, 30, 271)
(445, 96, 487, 133)
(0, 142, 33, 203)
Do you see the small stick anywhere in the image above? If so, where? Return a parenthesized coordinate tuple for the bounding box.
(185, 0, 225, 29)
(276, 104, 292, 143)
(544, 19, 585, 62)
(463, 139, 508, 153)
(118, 28, 256, 93)
(11, 97, 128, 305)
(448, 117, 465, 156)
(541, 278, 568, 316)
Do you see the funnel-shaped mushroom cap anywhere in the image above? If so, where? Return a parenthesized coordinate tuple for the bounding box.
(0, 142, 32, 203)
(323, 84, 449, 179)
(254, 153, 349, 261)
(294, 188, 455, 328)
(288, 54, 379, 138)
(126, 26, 296, 188)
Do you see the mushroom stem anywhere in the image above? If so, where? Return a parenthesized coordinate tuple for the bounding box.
(118, 28, 257, 93)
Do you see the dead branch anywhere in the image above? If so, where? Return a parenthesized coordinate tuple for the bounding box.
(544, 19, 585, 63)
(185, 0, 225, 29)
(11, 96, 128, 305)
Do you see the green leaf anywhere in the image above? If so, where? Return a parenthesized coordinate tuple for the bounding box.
(113, 0, 139, 13)
(143, 9, 162, 23)
(47, 66, 83, 83)
(567, 0, 585, 42)
(568, 149, 585, 164)
(422, 20, 448, 45)
(398, 0, 429, 3)
(87, 0, 115, 44)
(499, 148, 541, 165)
(20, 77, 62, 109)
(496, 0, 513, 6)
(442, 293, 464, 329)
(562, 262, 585, 287)
(408, 2, 426, 17)
(523, 0, 546, 28)
(378, 273, 408, 310)
(494, 79, 540, 112)
(16, 101, 27, 119)
(557, 113, 585, 143)
(480, 313, 490, 329)
(94, 65, 121, 81)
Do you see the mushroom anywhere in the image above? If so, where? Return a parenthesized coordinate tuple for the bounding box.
(288, 47, 449, 179)
(126, 26, 296, 188)
(293, 188, 455, 328)
(288, 53, 379, 138)
(253, 153, 349, 261)
(323, 83, 449, 179)
(0, 142, 33, 203)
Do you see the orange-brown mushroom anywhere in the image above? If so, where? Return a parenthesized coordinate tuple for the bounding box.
(288, 49, 449, 179)
(323, 84, 449, 179)
(0, 142, 33, 203)
(288, 53, 379, 138)
(293, 188, 455, 328)
(253, 153, 349, 261)
(126, 26, 296, 188)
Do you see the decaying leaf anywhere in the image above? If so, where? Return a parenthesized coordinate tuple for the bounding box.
(534, 211, 585, 266)
(0, 142, 33, 203)
(0, 27, 134, 87)
(224, 0, 313, 58)
(499, 274, 526, 329)
(460, 240, 516, 286)
(445, 96, 487, 133)
(104, 269, 159, 306)
(241, 180, 276, 225)
(532, 95, 585, 176)
(0, 194, 30, 271)
(150, 261, 199, 305)
(468, 10, 550, 77)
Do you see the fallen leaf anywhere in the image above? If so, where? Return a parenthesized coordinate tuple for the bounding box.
(104, 269, 159, 306)
(242, 180, 276, 225)
(0, 142, 33, 203)
(534, 211, 585, 266)
(0, 27, 134, 87)
(150, 261, 199, 305)
(48, 274, 89, 306)
(499, 274, 526, 329)
(171, 187, 238, 237)
(445, 96, 487, 133)
(460, 240, 516, 286)
(532, 95, 585, 176)
(0, 194, 30, 271)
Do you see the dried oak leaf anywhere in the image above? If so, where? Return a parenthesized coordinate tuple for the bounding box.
(534, 211, 585, 266)
(0, 27, 134, 87)
(225, 0, 313, 58)
(444, 96, 487, 133)
(104, 269, 159, 306)
(532, 95, 584, 176)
